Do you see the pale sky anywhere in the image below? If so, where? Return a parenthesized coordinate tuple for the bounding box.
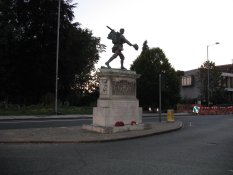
(73, 0, 233, 71)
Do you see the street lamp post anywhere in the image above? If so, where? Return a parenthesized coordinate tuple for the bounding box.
(55, 0, 61, 114)
(159, 74, 162, 122)
(207, 42, 219, 106)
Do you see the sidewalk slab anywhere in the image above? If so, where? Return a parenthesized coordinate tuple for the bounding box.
(0, 121, 182, 143)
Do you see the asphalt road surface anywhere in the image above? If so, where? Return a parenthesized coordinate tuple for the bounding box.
(0, 118, 92, 130)
(0, 115, 233, 175)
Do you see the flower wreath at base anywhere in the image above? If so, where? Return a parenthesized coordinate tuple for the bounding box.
(115, 121, 125, 127)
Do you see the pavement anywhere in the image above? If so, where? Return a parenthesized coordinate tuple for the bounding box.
(0, 113, 185, 143)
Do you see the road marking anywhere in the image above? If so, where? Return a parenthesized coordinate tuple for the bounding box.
(189, 122, 192, 127)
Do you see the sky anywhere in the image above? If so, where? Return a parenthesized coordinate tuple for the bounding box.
(73, 0, 233, 71)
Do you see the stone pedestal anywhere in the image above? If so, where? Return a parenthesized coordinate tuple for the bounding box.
(83, 68, 143, 133)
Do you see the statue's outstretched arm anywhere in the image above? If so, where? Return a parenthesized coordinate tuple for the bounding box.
(124, 38, 133, 46)
(121, 35, 132, 46)
(123, 37, 138, 51)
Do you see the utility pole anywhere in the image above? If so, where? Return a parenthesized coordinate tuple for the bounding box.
(55, 0, 61, 114)
(159, 74, 162, 122)
(207, 42, 219, 107)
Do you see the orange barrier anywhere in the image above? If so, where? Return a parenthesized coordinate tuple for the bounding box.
(198, 106, 233, 115)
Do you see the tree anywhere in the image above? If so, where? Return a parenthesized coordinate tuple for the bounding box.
(0, 0, 105, 105)
(198, 61, 226, 105)
(130, 42, 180, 111)
(141, 40, 149, 54)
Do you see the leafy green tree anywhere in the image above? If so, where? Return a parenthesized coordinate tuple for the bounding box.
(198, 61, 226, 105)
(131, 42, 180, 110)
(141, 40, 149, 54)
(0, 0, 105, 105)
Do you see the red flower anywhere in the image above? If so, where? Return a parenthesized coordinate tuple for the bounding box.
(131, 121, 136, 125)
(115, 121, 125, 127)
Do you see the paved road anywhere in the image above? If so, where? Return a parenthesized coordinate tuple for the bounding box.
(0, 115, 233, 175)
(0, 118, 92, 130)
(0, 116, 168, 130)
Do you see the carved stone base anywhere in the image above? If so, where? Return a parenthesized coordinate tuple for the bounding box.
(93, 99, 142, 127)
(83, 68, 142, 133)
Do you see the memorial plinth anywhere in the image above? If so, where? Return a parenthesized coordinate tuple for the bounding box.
(83, 68, 143, 133)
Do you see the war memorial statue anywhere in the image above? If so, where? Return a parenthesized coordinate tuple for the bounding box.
(83, 26, 143, 133)
(105, 26, 138, 69)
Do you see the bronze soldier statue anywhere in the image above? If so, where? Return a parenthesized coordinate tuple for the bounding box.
(105, 26, 138, 69)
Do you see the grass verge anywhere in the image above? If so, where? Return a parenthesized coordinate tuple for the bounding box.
(0, 104, 93, 116)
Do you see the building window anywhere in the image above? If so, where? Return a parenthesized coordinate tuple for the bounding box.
(182, 76, 193, 86)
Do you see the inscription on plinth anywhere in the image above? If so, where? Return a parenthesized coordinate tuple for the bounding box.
(112, 80, 136, 96)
